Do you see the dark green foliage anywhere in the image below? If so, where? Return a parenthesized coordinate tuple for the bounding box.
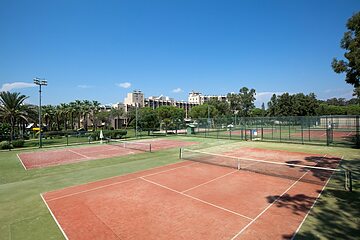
(267, 92, 319, 116)
(189, 104, 217, 119)
(12, 139, 25, 148)
(250, 108, 266, 117)
(319, 97, 359, 106)
(138, 107, 159, 134)
(0, 123, 11, 141)
(0, 91, 31, 140)
(316, 103, 360, 115)
(332, 12, 360, 98)
(0, 141, 13, 149)
(207, 99, 231, 116)
(227, 87, 256, 117)
(156, 106, 185, 131)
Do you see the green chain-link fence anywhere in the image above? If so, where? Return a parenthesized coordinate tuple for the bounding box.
(182, 115, 360, 148)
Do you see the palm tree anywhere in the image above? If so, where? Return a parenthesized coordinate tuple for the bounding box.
(81, 100, 92, 130)
(42, 105, 55, 131)
(90, 101, 101, 130)
(58, 103, 69, 130)
(0, 91, 30, 141)
(74, 100, 83, 129)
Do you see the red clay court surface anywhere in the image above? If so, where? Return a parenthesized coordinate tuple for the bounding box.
(291, 130, 354, 139)
(18, 139, 197, 170)
(42, 148, 342, 240)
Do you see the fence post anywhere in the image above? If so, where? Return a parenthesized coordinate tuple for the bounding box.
(279, 119, 282, 142)
(301, 118, 304, 144)
(356, 115, 360, 148)
(288, 118, 291, 140)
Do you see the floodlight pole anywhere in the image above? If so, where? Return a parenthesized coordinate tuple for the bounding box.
(33, 78, 47, 148)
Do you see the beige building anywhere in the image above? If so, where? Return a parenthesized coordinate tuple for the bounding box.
(188, 91, 228, 105)
(124, 90, 145, 107)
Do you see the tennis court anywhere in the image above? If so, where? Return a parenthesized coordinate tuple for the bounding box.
(18, 139, 198, 169)
(41, 147, 349, 239)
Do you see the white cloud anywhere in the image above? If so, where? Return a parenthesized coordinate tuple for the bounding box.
(318, 88, 353, 99)
(116, 82, 131, 88)
(255, 91, 285, 107)
(172, 88, 182, 93)
(1, 82, 36, 92)
(77, 84, 93, 89)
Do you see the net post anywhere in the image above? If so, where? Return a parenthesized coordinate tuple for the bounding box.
(149, 143, 152, 153)
(179, 148, 183, 159)
(237, 159, 240, 170)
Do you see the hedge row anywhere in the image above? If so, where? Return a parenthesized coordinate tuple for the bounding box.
(0, 139, 25, 150)
(90, 130, 127, 140)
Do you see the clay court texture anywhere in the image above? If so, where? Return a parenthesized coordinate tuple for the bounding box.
(42, 147, 342, 240)
(18, 139, 197, 169)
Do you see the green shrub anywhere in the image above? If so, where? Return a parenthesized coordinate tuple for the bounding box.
(89, 130, 127, 140)
(0, 141, 13, 150)
(111, 130, 127, 139)
(12, 139, 25, 148)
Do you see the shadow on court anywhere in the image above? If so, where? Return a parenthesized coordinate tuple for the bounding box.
(272, 157, 360, 240)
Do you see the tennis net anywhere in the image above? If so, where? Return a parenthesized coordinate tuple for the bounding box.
(180, 148, 352, 191)
(107, 139, 152, 152)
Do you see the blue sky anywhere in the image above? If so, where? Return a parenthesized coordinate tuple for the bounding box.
(0, 0, 359, 107)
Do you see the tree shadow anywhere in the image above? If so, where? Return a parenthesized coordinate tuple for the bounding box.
(265, 156, 359, 239)
(266, 192, 318, 216)
(282, 188, 360, 240)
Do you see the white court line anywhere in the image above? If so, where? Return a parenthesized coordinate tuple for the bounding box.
(229, 154, 327, 240)
(46, 162, 198, 202)
(67, 149, 91, 159)
(140, 177, 253, 221)
(40, 194, 69, 240)
(16, 153, 27, 170)
(182, 170, 238, 193)
(181, 159, 262, 194)
(183, 149, 338, 172)
(44, 160, 192, 195)
(290, 155, 344, 240)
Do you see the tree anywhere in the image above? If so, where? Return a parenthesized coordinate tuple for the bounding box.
(250, 108, 266, 117)
(0, 91, 30, 140)
(81, 100, 92, 130)
(332, 12, 360, 100)
(156, 106, 185, 133)
(227, 87, 256, 117)
(96, 111, 111, 129)
(189, 104, 217, 119)
(42, 105, 55, 131)
(110, 107, 124, 129)
(267, 92, 319, 116)
(90, 101, 101, 130)
(138, 107, 159, 135)
(267, 94, 278, 116)
(207, 99, 231, 116)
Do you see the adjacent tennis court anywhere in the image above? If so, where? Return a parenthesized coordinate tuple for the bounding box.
(41, 147, 350, 240)
(18, 139, 198, 169)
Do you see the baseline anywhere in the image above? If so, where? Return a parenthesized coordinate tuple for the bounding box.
(40, 194, 69, 240)
(45, 161, 199, 202)
(16, 153, 27, 170)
